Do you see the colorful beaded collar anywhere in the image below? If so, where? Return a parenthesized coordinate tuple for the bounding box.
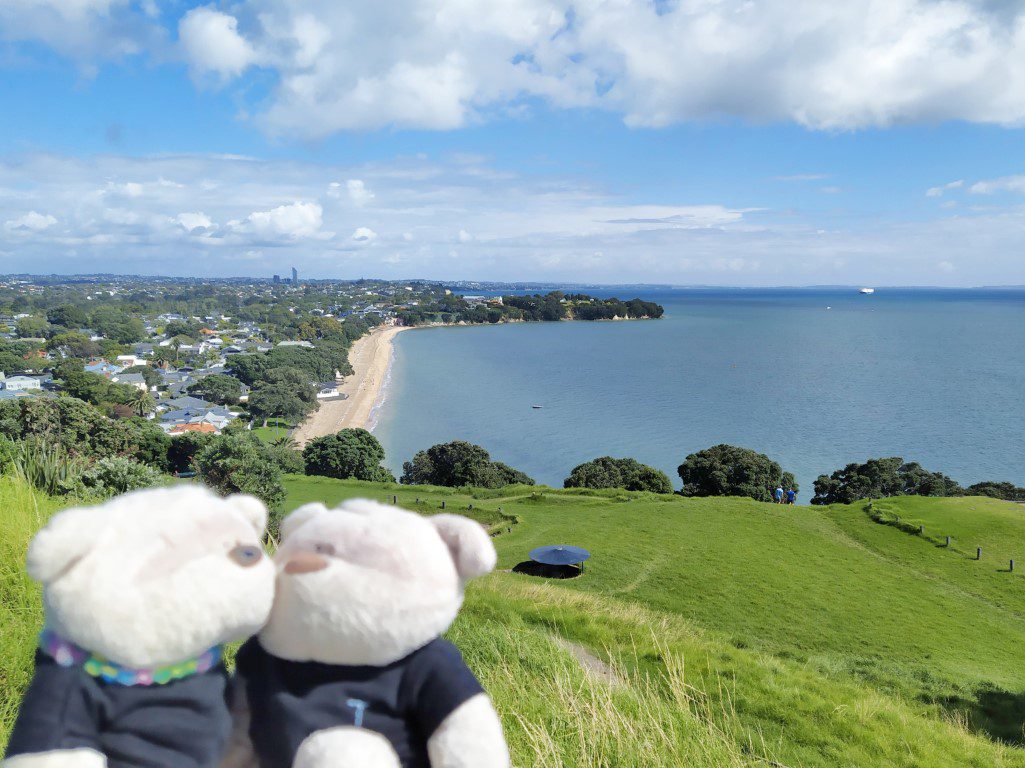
(39, 629, 220, 687)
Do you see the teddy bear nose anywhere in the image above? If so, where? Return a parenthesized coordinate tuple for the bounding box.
(229, 545, 263, 568)
(284, 552, 329, 575)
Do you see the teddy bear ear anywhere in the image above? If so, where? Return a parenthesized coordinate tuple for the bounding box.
(230, 494, 268, 537)
(431, 514, 497, 581)
(279, 503, 328, 541)
(27, 505, 102, 585)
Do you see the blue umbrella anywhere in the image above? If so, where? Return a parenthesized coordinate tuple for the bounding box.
(529, 544, 591, 567)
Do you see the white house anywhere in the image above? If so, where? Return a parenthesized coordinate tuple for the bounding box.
(4, 375, 42, 391)
(115, 354, 146, 368)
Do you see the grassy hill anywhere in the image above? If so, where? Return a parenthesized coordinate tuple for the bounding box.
(5, 474, 1025, 766)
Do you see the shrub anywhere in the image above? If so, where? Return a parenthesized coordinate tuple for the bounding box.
(266, 443, 306, 474)
(400, 441, 534, 488)
(80, 457, 164, 496)
(303, 429, 395, 482)
(811, 457, 963, 505)
(677, 444, 796, 503)
(565, 456, 673, 494)
(195, 434, 285, 508)
(5, 439, 87, 496)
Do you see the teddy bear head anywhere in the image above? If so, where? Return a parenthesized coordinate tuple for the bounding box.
(259, 499, 496, 666)
(28, 485, 276, 669)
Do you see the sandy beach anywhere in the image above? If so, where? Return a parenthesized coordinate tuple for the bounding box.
(292, 324, 407, 447)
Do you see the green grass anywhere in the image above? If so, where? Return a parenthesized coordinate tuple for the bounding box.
(6, 475, 1025, 766)
(0, 477, 85, 746)
(250, 419, 292, 443)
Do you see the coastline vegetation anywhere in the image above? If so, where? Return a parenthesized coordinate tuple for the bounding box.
(395, 291, 664, 326)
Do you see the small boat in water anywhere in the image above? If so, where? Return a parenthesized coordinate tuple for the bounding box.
(859, 287, 875, 294)
(532, 404, 543, 409)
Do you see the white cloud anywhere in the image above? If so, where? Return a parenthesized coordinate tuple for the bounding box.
(14, 1, 1025, 135)
(162, 0, 1025, 136)
(175, 212, 214, 232)
(458, 229, 473, 243)
(926, 179, 964, 197)
(179, 6, 256, 78)
(5, 211, 57, 232)
(232, 201, 323, 238)
(969, 175, 1025, 194)
(346, 179, 375, 206)
(326, 182, 342, 198)
(3, 151, 1025, 285)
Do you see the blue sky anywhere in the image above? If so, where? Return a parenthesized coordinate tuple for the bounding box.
(3, 1, 1025, 285)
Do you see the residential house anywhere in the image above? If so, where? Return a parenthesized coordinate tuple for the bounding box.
(277, 340, 315, 348)
(115, 354, 146, 368)
(85, 360, 123, 378)
(3, 375, 42, 391)
(112, 372, 148, 392)
(158, 405, 236, 434)
(156, 395, 212, 413)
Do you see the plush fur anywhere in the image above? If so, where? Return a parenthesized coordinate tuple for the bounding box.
(245, 499, 509, 768)
(28, 486, 275, 669)
(2, 750, 106, 768)
(4, 487, 276, 768)
(260, 500, 495, 667)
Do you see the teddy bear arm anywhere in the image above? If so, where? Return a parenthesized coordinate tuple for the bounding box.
(426, 694, 509, 768)
(2, 749, 107, 768)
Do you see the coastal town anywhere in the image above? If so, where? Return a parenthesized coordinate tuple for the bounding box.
(0, 274, 663, 444)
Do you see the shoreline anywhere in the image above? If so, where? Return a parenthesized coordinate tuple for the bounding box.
(292, 324, 407, 447)
(292, 314, 658, 446)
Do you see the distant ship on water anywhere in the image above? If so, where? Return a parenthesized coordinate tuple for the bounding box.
(859, 287, 875, 294)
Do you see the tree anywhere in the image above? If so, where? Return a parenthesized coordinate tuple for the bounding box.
(248, 385, 310, 426)
(188, 374, 243, 405)
(15, 316, 49, 339)
(47, 304, 89, 329)
(677, 444, 797, 502)
(47, 331, 99, 359)
(564, 456, 674, 494)
(194, 434, 285, 508)
(303, 429, 395, 482)
(262, 367, 317, 407)
(226, 354, 269, 386)
(168, 431, 215, 474)
(129, 388, 156, 418)
(965, 481, 1025, 501)
(400, 440, 534, 488)
(811, 457, 963, 505)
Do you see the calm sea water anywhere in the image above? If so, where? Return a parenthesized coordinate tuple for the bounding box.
(372, 289, 1025, 500)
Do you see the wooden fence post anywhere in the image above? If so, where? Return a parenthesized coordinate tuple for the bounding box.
(441, 500, 446, 509)
(1011, 559, 1015, 573)
(977, 547, 982, 560)
(392, 495, 397, 504)
(945, 536, 951, 547)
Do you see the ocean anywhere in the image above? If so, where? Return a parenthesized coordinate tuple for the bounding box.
(372, 288, 1025, 500)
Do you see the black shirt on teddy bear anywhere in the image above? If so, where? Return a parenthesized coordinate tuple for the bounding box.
(4, 650, 233, 768)
(235, 636, 484, 768)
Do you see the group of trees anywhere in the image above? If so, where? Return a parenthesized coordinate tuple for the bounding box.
(810, 457, 1024, 504)
(396, 292, 665, 327)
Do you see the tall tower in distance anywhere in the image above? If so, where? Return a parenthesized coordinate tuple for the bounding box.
(291, 266, 298, 285)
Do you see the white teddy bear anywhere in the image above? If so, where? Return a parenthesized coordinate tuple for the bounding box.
(228, 499, 510, 768)
(3, 486, 277, 768)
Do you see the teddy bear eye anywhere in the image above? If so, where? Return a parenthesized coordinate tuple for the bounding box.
(314, 542, 336, 556)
